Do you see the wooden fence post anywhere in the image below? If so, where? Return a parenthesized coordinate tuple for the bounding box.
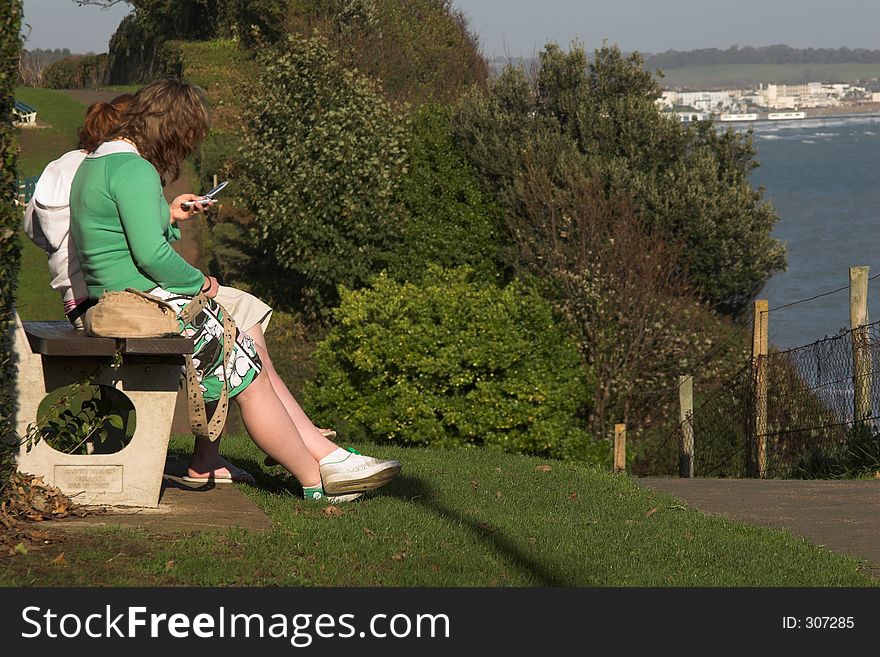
(850, 266, 871, 426)
(750, 299, 769, 478)
(679, 374, 694, 478)
(613, 423, 626, 473)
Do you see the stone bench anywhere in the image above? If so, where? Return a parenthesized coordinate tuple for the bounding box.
(11, 311, 192, 507)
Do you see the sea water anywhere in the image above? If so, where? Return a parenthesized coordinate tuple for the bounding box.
(742, 116, 880, 349)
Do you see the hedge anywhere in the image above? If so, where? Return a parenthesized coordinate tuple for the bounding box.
(1, 1, 23, 487)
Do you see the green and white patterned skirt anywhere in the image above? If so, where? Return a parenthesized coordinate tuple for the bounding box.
(148, 287, 262, 402)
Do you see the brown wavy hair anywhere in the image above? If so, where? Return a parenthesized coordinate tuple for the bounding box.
(77, 93, 134, 152)
(109, 78, 209, 185)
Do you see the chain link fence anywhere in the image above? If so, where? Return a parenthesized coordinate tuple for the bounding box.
(645, 320, 880, 479)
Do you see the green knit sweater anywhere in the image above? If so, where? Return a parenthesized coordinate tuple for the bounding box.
(70, 151, 204, 299)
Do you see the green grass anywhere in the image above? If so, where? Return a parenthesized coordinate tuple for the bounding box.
(15, 238, 65, 321)
(15, 87, 86, 176)
(14, 87, 90, 320)
(659, 63, 880, 88)
(1, 436, 874, 586)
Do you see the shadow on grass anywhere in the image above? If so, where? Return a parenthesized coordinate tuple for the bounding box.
(385, 474, 569, 587)
(164, 450, 306, 498)
(166, 448, 567, 583)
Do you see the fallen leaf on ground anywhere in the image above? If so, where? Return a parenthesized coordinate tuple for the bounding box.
(363, 527, 375, 539)
(470, 479, 479, 490)
(567, 491, 578, 502)
(534, 465, 552, 473)
(165, 560, 175, 572)
(391, 552, 406, 561)
(50, 553, 66, 566)
(645, 507, 658, 518)
(495, 491, 502, 499)
(323, 505, 343, 517)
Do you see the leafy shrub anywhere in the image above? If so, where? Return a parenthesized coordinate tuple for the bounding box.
(236, 35, 407, 314)
(167, 39, 260, 196)
(1, 0, 22, 486)
(303, 268, 599, 462)
(43, 54, 108, 89)
(286, 0, 487, 107)
(386, 104, 503, 283)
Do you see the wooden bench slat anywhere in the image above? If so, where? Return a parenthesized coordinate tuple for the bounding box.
(121, 336, 193, 355)
(23, 321, 193, 357)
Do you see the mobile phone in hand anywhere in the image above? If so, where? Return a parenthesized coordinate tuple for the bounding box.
(181, 180, 229, 210)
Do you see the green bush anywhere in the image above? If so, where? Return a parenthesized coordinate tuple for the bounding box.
(168, 39, 260, 194)
(1, 1, 22, 486)
(43, 54, 108, 89)
(236, 35, 407, 314)
(303, 268, 600, 462)
(386, 104, 503, 283)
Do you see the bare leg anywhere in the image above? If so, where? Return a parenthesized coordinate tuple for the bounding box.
(233, 370, 321, 486)
(247, 325, 337, 461)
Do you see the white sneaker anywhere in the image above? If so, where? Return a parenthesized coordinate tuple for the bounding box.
(320, 448, 402, 495)
(327, 492, 364, 503)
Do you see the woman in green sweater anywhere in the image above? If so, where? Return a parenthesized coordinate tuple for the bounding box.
(70, 78, 400, 501)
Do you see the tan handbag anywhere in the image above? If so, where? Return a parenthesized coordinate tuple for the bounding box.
(84, 287, 235, 441)
(84, 288, 180, 338)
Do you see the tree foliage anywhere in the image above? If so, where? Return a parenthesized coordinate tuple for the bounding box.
(236, 35, 407, 314)
(455, 42, 786, 315)
(386, 104, 502, 284)
(304, 268, 598, 461)
(287, 0, 488, 107)
(506, 144, 703, 437)
(105, 0, 288, 83)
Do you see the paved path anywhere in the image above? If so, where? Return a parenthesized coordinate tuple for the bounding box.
(58, 456, 271, 534)
(638, 478, 880, 573)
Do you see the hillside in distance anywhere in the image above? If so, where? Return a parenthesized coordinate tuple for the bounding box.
(491, 45, 880, 89)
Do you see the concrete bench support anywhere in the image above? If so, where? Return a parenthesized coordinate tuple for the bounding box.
(11, 311, 192, 508)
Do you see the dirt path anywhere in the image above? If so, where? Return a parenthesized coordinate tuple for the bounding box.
(164, 174, 202, 268)
(638, 477, 880, 576)
(60, 89, 119, 106)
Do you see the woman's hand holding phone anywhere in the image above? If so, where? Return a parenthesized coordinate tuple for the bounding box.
(170, 194, 214, 222)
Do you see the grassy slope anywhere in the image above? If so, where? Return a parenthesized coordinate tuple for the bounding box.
(14, 87, 88, 321)
(0, 436, 874, 586)
(659, 63, 880, 88)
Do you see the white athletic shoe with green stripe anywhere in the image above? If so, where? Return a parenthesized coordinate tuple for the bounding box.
(304, 488, 363, 503)
(320, 448, 402, 495)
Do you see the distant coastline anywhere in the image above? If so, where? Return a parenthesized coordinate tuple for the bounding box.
(800, 102, 880, 118)
(714, 104, 880, 124)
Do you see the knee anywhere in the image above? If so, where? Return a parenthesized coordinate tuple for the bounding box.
(235, 368, 270, 404)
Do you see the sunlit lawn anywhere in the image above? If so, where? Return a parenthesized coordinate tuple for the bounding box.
(1, 437, 875, 587)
